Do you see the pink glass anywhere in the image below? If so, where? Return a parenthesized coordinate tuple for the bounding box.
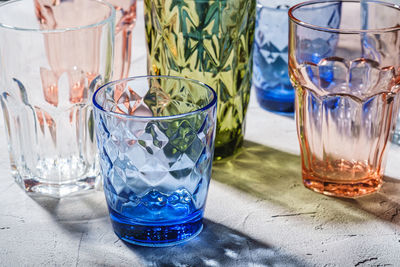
(289, 1, 400, 197)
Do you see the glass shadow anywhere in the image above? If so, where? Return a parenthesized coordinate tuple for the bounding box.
(212, 140, 400, 225)
(130, 219, 308, 266)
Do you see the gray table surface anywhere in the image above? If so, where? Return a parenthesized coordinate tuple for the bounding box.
(1, 1, 400, 266)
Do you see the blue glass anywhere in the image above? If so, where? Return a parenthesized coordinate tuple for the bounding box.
(393, 112, 400, 145)
(93, 76, 217, 247)
(253, 0, 299, 116)
(253, 0, 341, 116)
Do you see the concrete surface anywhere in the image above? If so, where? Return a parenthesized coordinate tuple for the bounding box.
(1, 1, 400, 266)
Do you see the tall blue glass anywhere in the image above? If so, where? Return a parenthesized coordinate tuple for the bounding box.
(93, 76, 217, 246)
(253, 0, 298, 115)
(253, 0, 341, 115)
(393, 114, 400, 145)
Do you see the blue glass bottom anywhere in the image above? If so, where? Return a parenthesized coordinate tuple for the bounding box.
(108, 206, 204, 247)
(392, 131, 400, 146)
(255, 84, 295, 117)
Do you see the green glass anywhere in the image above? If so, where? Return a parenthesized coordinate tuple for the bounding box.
(144, 0, 256, 159)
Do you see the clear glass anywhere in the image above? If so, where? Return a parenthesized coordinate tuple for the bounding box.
(34, 0, 136, 80)
(289, 0, 400, 197)
(253, 0, 340, 116)
(93, 76, 217, 246)
(105, 0, 136, 80)
(0, 0, 115, 197)
(144, 0, 256, 160)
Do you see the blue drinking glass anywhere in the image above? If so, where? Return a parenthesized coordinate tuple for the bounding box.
(253, 0, 341, 116)
(393, 113, 400, 145)
(93, 76, 217, 246)
(253, 0, 297, 115)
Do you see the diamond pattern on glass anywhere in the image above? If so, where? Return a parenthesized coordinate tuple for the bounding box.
(144, 0, 255, 157)
(94, 77, 217, 222)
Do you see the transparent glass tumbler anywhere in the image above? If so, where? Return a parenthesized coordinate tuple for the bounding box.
(144, 0, 255, 160)
(0, 0, 115, 197)
(93, 76, 217, 246)
(289, 0, 400, 197)
(253, 0, 340, 116)
(105, 0, 136, 80)
(34, 0, 136, 80)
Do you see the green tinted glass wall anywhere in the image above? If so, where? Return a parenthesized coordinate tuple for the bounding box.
(144, 0, 256, 159)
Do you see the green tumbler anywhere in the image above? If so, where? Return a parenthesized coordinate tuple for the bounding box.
(144, 0, 256, 159)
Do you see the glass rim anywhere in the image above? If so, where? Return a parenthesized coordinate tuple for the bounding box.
(93, 75, 218, 121)
(289, 0, 400, 34)
(0, 0, 115, 33)
(257, 0, 292, 11)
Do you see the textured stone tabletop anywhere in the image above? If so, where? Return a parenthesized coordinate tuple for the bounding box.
(1, 1, 400, 266)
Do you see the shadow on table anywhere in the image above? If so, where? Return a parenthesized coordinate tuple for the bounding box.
(130, 219, 308, 267)
(343, 176, 400, 225)
(212, 140, 400, 225)
(31, 191, 108, 233)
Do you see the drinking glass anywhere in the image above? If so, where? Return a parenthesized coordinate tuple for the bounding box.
(34, 0, 136, 80)
(289, 0, 400, 197)
(144, 0, 256, 160)
(393, 114, 400, 145)
(93, 76, 217, 246)
(253, 0, 340, 116)
(0, 0, 115, 197)
(105, 0, 136, 80)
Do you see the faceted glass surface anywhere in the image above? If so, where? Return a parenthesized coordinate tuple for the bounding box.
(144, 0, 256, 159)
(93, 76, 217, 246)
(289, 1, 400, 198)
(253, 0, 341, 115)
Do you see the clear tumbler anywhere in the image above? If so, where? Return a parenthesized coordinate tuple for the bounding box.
(34, 0, 136, 80)
(289, 0, 400, 197)
(104, 0, 136, 80)
(0, 0, 115, 197)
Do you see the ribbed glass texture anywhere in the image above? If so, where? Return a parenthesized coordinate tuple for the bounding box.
(106, 0, 136, 80)
(289, 1, 400, 197)
(144, 0, 256, 159)
(0, 0, 114, 197)
(93, 76, 217, 246)
(34, 0, 136, 80)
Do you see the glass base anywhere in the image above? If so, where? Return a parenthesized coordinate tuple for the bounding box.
(108, 207, 204, 247)
(255, 85, 295, 116)
(303, 175, 382, 198)
(392, 131, 400, 145)
(13, 170, 96, 198)
(214, 135, 243, 160)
